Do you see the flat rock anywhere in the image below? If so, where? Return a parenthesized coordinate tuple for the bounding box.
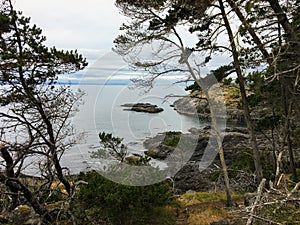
(121, 103, 163, 113)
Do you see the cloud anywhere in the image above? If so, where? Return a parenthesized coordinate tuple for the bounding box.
(13, 1, 232, 85)
(14, 0, 124, 51)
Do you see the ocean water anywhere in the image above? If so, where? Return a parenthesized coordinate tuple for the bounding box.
(63, 84, 202, 173)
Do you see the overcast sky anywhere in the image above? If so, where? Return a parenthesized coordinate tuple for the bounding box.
(13, 1, 230, 84)
(15, 0, 124, 59)
(14, 0, 136, 83)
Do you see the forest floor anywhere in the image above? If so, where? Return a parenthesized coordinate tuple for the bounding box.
(175, 191, 246, 225)
(174, 185, 300, 225)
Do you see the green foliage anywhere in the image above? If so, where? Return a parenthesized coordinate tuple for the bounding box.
(185, 81, 201, 93)
(210, 65, 235, 82)
(92, 132, 151, 166)
(184, 65, 234, 94)
(245, 71, 266, 92)
(222, 77, 233, 85)
(71, 171, 176, 225)
(255, 115, 281, 131)
(246, 93, 262, 107)
(92, 132, 128, 162)
(228, 148, 255, 173)
(163, 131, 181, 147)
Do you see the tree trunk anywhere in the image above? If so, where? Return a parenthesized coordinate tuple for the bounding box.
(280, 77, 298, 182)
(183, 56, 233, 207)
(226, 0, 273, 65)
(0, 147, 19, 208)
(219, 0, 263, 181)
(267, 0, 298, 42)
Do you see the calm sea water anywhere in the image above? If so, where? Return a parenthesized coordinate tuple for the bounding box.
(62, 84, 202, 173)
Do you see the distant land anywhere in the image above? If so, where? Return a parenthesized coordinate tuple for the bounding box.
(57, 79, 132, 86)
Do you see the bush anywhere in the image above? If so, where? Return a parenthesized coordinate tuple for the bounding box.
(222, 77, 233, 85)
(163, 131, 181, 147)
(71, 171, 176, 225)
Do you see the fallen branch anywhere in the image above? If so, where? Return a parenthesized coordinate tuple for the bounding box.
(249, 213, 283, 225)
(246, 178, 266, 225)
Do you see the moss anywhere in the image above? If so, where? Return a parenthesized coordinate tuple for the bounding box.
(163, 131, 181, 147)
(16, 205, 31, 216)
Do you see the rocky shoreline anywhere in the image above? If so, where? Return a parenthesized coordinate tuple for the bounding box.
(142, 126, 273, 193)
(172, 86, 273, 124)
(144, 127, 256, 193)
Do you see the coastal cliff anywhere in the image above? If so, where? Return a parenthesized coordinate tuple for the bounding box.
(172, 84, 271, 124)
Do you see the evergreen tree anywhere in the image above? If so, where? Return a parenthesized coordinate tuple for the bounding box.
(0, 0, 87, 219)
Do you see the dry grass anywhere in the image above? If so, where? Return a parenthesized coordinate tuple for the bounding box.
(176, 191, 245, 225)
(188, 209, 226, 225)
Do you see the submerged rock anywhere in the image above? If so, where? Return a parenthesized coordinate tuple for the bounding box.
(121, 103, 163, 113)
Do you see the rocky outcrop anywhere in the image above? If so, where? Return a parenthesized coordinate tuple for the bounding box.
(143, 127, 249, 164)
(144, 131, 182, 159)
(143, 127, 261, 193)
(121, 103, 163, 113)
(172, 85, 273, 124)
(172, 94, 245, 123)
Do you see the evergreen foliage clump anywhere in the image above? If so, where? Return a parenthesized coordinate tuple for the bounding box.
(71, 171, 176, 225)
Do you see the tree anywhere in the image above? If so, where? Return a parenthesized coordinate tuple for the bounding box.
(91, 132, 151, 166)
(114, 0, 232, 206)
(0, 0, 87, 220)
(218, 0, 264, 181)
(226, 0, 299, 182)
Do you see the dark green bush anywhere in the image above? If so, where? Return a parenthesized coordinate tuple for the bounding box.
(222, 77, 233, 85)
(71, 171, 176, 225)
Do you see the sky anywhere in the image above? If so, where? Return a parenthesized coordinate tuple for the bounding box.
(15, 0, 124, 59)
(14, 0, 138, 84)
(13, 0, 230, 84)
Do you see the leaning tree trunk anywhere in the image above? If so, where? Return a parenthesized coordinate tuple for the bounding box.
(183, 52, 233, 207)
(170, 16, 233, 206)
(0, 146, 52, 221)
(227, 0, 298, 182)
(219, 0, 263, 181)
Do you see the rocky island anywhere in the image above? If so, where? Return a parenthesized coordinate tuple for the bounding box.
(121, 103, 164, 113)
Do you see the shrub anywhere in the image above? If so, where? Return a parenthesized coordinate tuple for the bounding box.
(222, 77, 233, 85)
(71, 171, 176, 225)
(163, 131, 181, 147)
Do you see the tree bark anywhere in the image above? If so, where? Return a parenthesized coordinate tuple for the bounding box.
(267, 0, 298, 43)
(182, 52, 233, 207)
(219, 0, 263, 181)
